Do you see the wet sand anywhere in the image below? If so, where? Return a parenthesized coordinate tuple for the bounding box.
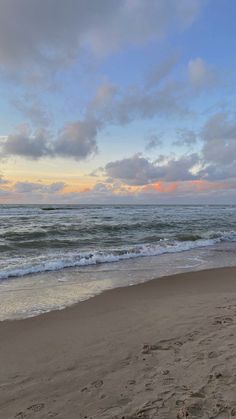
(1, 267, 236, 418)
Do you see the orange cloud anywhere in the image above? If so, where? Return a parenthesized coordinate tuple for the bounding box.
(142, 182, 178, 193)
(81, 187, 91, 193)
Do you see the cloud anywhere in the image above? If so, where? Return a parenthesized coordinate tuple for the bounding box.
(1, 125, 52, 159)
(0, 0, 204, 79)
(105, 155, 159, 185)
(88, 54, 212, 128)
(0, 180, 66, 203)
(0, 177, 9, 184)
(1, 62, 189, 161)
(142, 182, 178, 193)
(54, 117, 99, 159)
(173, 128, 197, 146)
(99, 81, 186, 125)
(188, 58, 216, 89)
(2, 176, 236, 205)
(146, 52, 180, 88)
(199, 112, 236, 180)
(202, 112, 236, 164)
(161, 153, 199, 181)
(105, 153, 198, 185)
(91, 83, 167, 126)
(79, 56, 217, 133)
(1, 117, 100, 160)
(14, 181, 65, 193)
(50, 178, 236, 205)
(89, 81, 118, 112)
(145, 134, 163, 151)
(12, 97, 52, 127)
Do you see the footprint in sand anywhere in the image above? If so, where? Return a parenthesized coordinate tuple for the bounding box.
(27, 403, 45, 412)
(190, 390, 205, 399)
(136, 398, 164, 416)
(142, 339, 183, 354)
(213, 317, 233, 326)
(91, 379, 103, 389)
(186, 330, 200, 341)
(66, 363, 77, 372)
(127, 379, 136, 385)
(177, 400, 204, 418)
(142, 343, 159, 354)
(195, 352, 205, 360)
(81, 379, 103, 393)
(176, 400, 185, 407)
(177, 406, 189, 418)
(162, 377, 175, 386)
(187, 401, 204, 417)
(161, 369, 170, 375)
(15, 413, 27, 419)
(208, 351, 219, 359)
(15, 403, 45, 419)
(145, 382, 153, 391)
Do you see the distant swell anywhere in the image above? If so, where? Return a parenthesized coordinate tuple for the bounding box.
(1, 231, 236, 280)
(41, 207, 77, 211)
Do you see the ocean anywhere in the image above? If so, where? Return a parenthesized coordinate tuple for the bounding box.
(0, 204, 236, 320)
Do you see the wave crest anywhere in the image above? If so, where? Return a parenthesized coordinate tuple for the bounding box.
(1, 230, 236, 280)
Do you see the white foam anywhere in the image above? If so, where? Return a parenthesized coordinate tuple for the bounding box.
(1, 231, 236, 281)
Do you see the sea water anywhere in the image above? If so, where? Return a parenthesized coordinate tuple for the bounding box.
(0, 204, 235, 320)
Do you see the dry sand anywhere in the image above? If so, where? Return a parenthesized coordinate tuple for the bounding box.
(1, 267, 236, 419)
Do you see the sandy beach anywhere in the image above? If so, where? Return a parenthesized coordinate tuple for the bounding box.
(1, 267, 236, 418)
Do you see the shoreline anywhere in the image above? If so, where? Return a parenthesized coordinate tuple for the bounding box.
(1, 239, 236, 322)
(1, 266, 236, 418)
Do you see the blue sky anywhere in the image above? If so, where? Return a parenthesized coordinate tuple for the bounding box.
(0, 0, 235, 203)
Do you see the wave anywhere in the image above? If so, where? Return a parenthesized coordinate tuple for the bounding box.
(1, 231, 236, 280)
(1, 221, 173, 240)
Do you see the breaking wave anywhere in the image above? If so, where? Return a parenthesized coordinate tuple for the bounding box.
(1, 230, 236, 280)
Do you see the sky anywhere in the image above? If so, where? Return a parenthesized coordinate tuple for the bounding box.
(0, 0, 236, 204)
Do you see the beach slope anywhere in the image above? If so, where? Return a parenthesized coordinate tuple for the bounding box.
(1, 267, 236, 418)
